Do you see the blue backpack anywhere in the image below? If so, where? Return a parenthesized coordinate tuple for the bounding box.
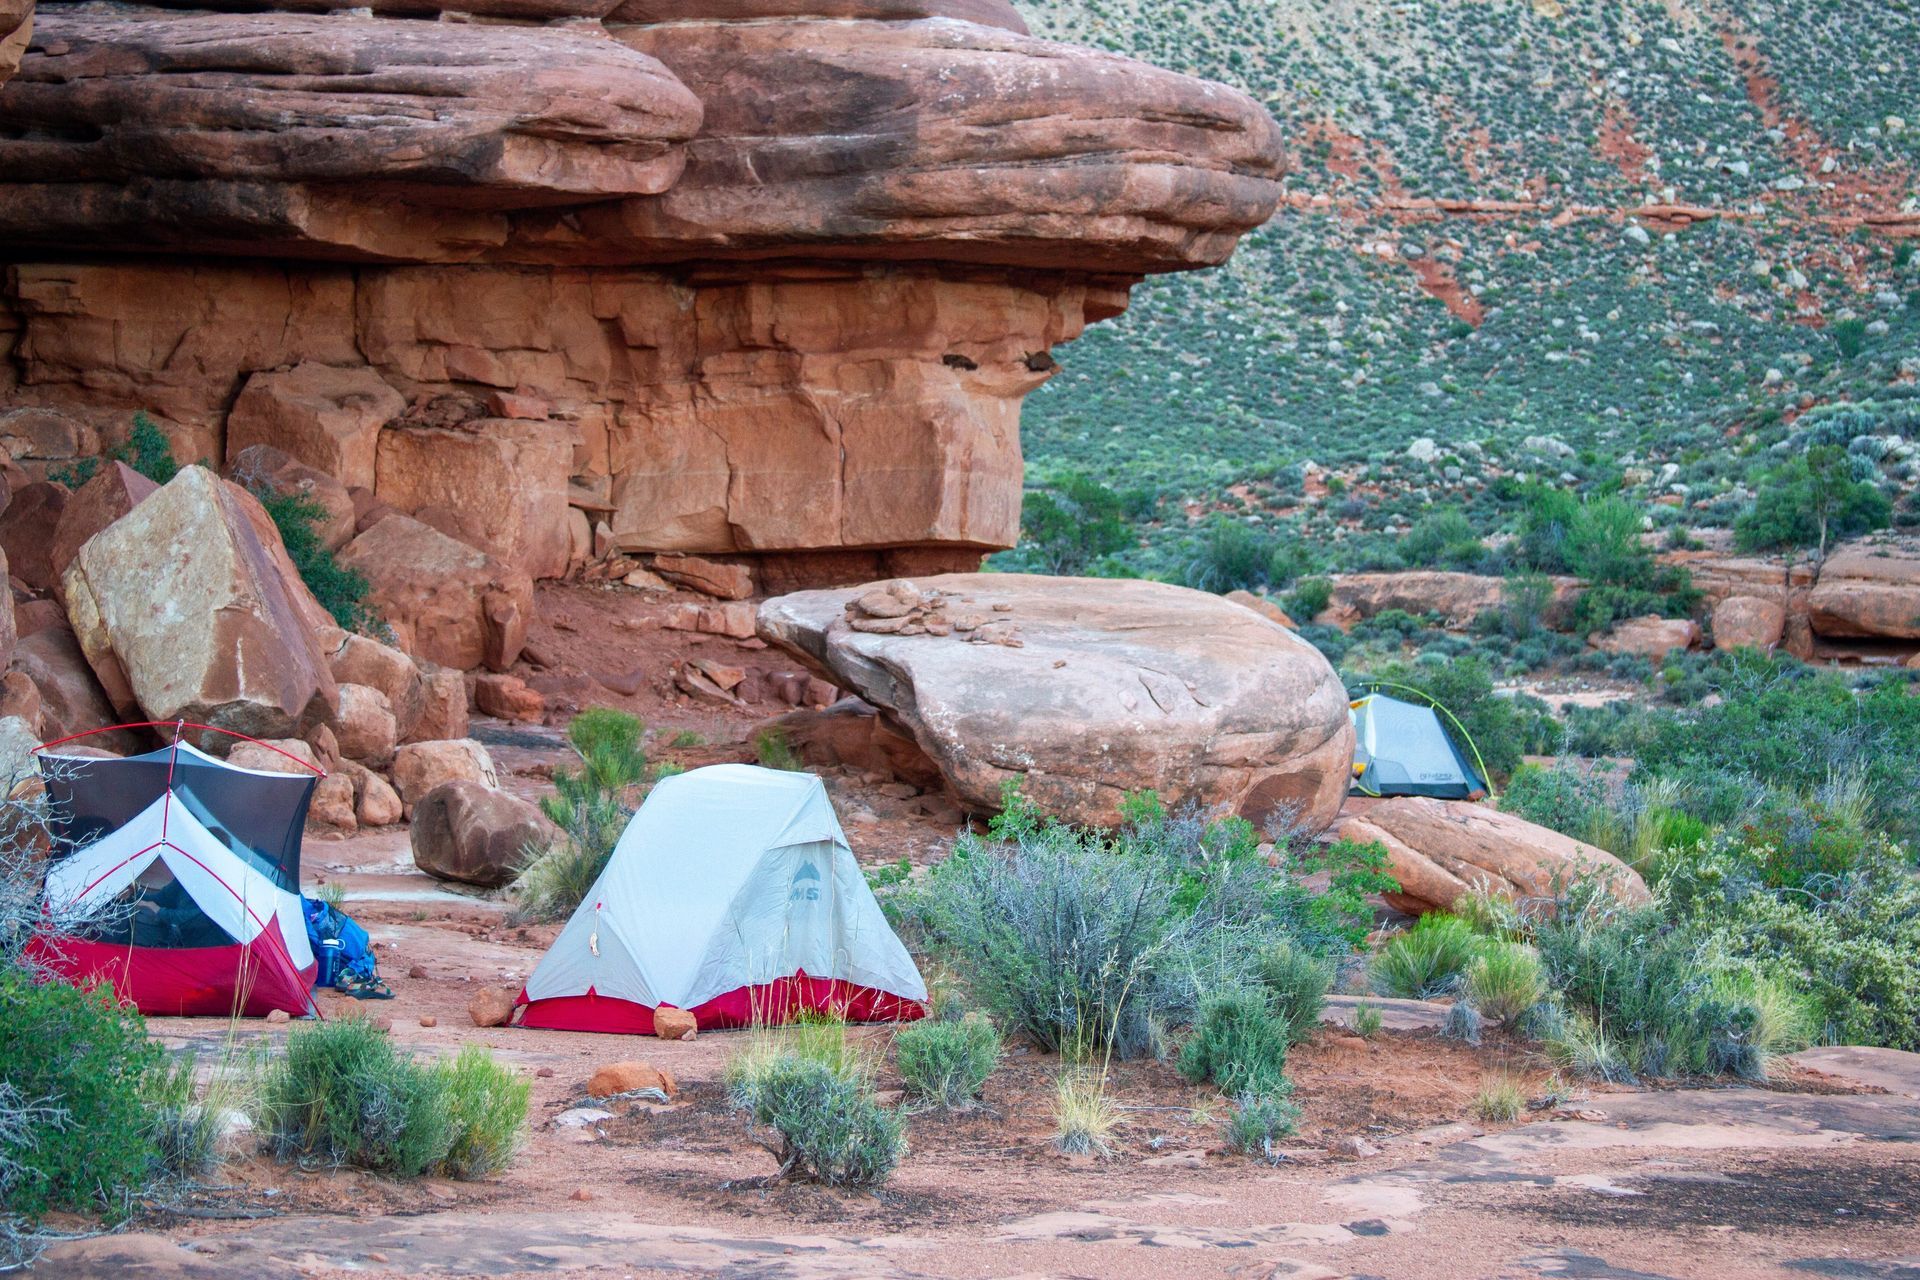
(302, 896, 381, 993)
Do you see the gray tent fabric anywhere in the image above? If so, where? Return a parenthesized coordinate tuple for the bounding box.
(39, 739, 317, 893)
(1349, 694, 1486, 799)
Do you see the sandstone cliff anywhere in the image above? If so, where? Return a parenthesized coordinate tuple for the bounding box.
(0, 0, 1283, 582)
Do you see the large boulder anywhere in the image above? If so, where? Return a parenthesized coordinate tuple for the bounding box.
(758, 574, 1355, 830)
(334, 684, 398, 768)
(1319, 571, 1582, 631)
(319, 627, 426, 741)
(48, 462, 158, 595)
(374, 420, 574, 580)
(1805, 539, 1920, 639)
(0, 480, 67, 592)
(410, 779, 550, 887)
(0, 0, 28, 86)
(1711, 595, 1787, 652)
(338, 516, 534, 671)
(226, 365, 405, 493)
(60, 465, 338, 743)
(9, 627, 140, 754)
(391, 738, 499, 816)
(1589, 615, 1700, 659)
(1334, 797, 1650, 917)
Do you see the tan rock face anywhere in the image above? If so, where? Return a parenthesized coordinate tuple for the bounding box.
(227, 366, 405, 494)
(339, 516, 535, 672)
(1711, 595, 1787, 651)
(334, 684, 398, 768)
(758, 574, 1355, 831)
(1319, 572, 1583, 631)
(1336, 797, 1649, 917)
(0, 0, 1282, 580)
(49, 463, 159, 596)
(322, 629, 426, 742)
(60, 465, 338, 744)
(1589, 615, 1700, 659)
(1805, 540, 1920, 639)
(391, 738, 499, 815)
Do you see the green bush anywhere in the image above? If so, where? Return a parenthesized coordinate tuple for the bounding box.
(251, 488, 383, 636)
(260, 1020, 526, 1180)
(1255, 940, 1331, 1044)
(1369, 914, 1485, 999)
(52, 411, 181, 489)
(1224, 1090, 1302, 1159)
(1399, 506, 1486, 571)
(733, 1055, 905, 1187)
(1019, 473, 1142, 575)
(1735, 444, 1889, 564)
(516, 708, 660, 921)
(0, 965, 164, 1222)
(894, 1014, 1000, 1109)
(1177, 989, 1292, 1097)
(1284, 576, 1334, 619)
(435, 1046, 531, 1180)
(1463, 941, 1546, 1025)
(1499, 763, 1608, 839)
(908, 786, 1300, 1061)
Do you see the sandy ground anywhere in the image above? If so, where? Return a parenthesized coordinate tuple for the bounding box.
(27, 583, 1920, 1279)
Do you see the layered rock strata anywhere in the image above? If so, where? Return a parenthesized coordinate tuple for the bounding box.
(0, 0, 1284, 582)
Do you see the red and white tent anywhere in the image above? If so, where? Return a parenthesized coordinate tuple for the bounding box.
(31, 727, 321, 1017)
(517, 764, 926, 1034)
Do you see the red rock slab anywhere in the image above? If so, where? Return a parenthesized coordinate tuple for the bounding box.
(548, 17, 1285, 272)
(1, 11, 702, 216)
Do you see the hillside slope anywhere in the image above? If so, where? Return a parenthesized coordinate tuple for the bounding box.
(1012, 0, 1920, 572)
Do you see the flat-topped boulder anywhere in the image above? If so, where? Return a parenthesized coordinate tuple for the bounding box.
(757, 574, 1355, 830)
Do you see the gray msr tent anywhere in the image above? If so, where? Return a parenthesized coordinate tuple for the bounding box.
(1349, 692, 1488, 800)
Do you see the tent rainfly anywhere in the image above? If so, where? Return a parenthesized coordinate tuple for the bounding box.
(31, 734, 321, 1017)
(1348, 693, 1487, 800)
(518, 763, 927, 1034)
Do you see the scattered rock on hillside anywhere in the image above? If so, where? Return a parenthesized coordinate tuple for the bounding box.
(411, 778, 551, 887)
(650, 554, 754, 600)
(759, 574, 1355, 830)
(406, 667, 470, 744)
(0, 481, 68, 592)
(1335, 796, 1650, 917)
(60, 465, 338, 744)
(334, 683, 398, 767)
(10, 627, 139, 753)
(1711, 595, 1786, 651)
(321, 628, 426, 742)
(1589, 615, 1699, 658)
(475, 673, 545, 723)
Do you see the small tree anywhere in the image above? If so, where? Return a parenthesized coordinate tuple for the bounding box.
(1020, 473, 1139, 574)
(1735, 445, 1890, 571)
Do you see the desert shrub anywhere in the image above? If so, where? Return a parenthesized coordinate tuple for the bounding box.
(1441, 999, 1484, 1044)
(1184, 517, 1280, 593)
(0, 965, 164, 1224)
(908, 787, 1300, 1061)
(1399, 506, 1486, 571)
(732, 1055, 904, 1186)
(1369, 914, 1485, 998)
(753, 727, 804, 771)
(1224, 1090, 1302, 1159)
(1352, 1003, 1383, 1038)
(252, 488, 383, 635)
(1500, 763, 1608, 840)
(1518, 489, 1652, 587)
(1463, 942, 1546, 1025)
(1255, 940, 1331, 1044)
(261, 1018, 455, 1177)
(894, 1014, 1000, 1109)
(52, 410, 180, 489)
(1533, 885, 1814, 1080)
(144, 1053, 233, 1182)
(1284, 576, 1334, 620)
(1473, 1073, 1525, 1123)
(1177, 989, 1292, 1097)
(1052, 1070, 1118, 1157)
(1660, 838, 1920, 1051)
(1274, 836, 1401, 952)
(435, 1046, 531, 1180)
(515, 708, 660, 921)
(1451, 884, 1526, 940)
(1736, 444, 1889, 565)
(1019, 473, 1140, 574)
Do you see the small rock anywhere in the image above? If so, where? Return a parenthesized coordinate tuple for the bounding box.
(419, 1016, 438, 1028)
(1330, 1136, 1381, 1158)
(569, 1187, 595, 1202)
(408, 964, 429, 979)
(265, 1008, 291, 1025)
(536, 1067, 555, 1078)
(587, 1061, 680, 1100)
(373, 1016, 394, 1033)
(654, 1007, 698, 1041)
(468, 986, 517, 1028)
